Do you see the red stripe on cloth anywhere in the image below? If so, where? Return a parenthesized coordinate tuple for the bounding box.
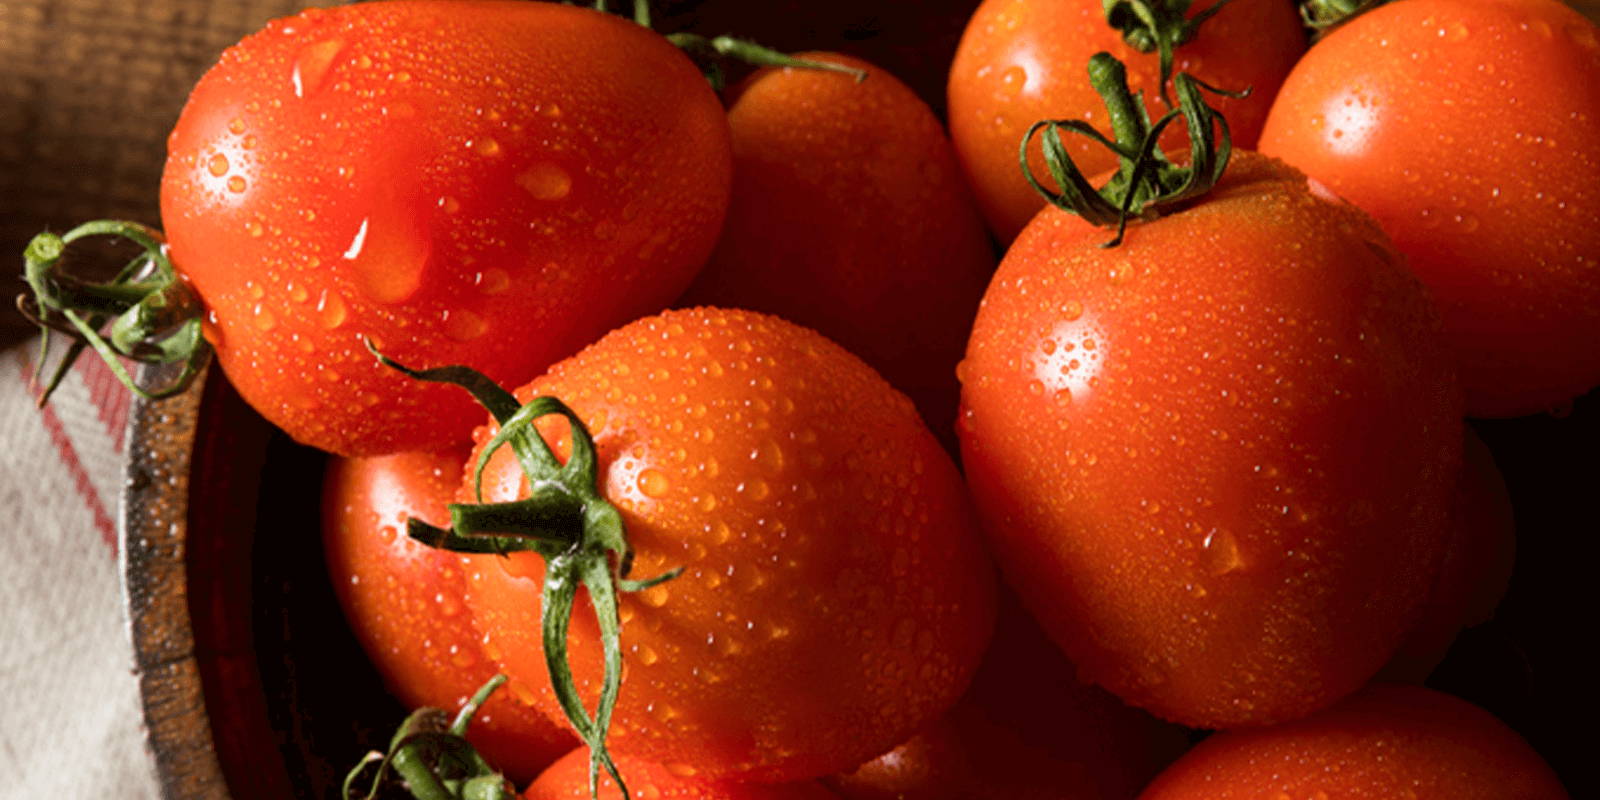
(16, 350, 119, 554)
(73, 355, 132, 453)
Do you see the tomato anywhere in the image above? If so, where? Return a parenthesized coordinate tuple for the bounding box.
(958, 151, 1462, 728)
(462, 307, 996, 783)
(947, 0, 1306, 243)
(160, 1, 732, 456)
(524, 749, 837, 800)
(828, 590, 1189, 800)
(1379, 426, 1516, 682)
(678, 52, 995, 440)
(1138, 684, 1570, 798)
(321, 448, 576, 783)
(1257, 0, 1600, 417)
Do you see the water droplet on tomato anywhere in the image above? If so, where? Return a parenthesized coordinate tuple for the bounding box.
(437, 195, 460, 214)
(752, 440, 785, 474)
(517, 163, 571, 200)
(538, 103, 562, 119)
(634, 644, 660, 666)
(207, 154, 230, 177)
(443, 309, 487, 341)
(246, 220, 264, 238)
(253, 305, 276, 331)
(1000, 65, 1027, 96)
(1442, 21, 1469, 41)
(474, 268, 510, 295)
(226, 175, 247, 193)
(291, 39, 344, 98)
(471, 137, 502, 157)
(640, 583, 671, 607)
(1201, 529, 1244, 575)
(316, 289, 348, 329)
(345, 214, 430, 304)
(638, 469, 670, 498)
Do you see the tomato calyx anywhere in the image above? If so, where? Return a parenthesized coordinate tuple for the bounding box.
(343, 674, 517, 800)
(1297, 0, 1387, 33)
(666, 33, 868, 92)
(1102, 0, 1236, 107)
(370, 343, 680, 800)
(17, 220, 210, 404)
(1020, 52, 1243, 247)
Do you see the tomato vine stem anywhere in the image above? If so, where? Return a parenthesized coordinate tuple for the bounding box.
(1102, 0, 1235, 107)
(1020, 52, 1243, 247)
(342, 675, 516, 800)
(369, 343, 680, 800)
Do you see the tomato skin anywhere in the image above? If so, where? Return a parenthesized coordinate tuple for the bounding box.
(946, 0, 1305, 243)
(958, 152, 1462, 728)
(828, 591, 1189, 800)
(464, 307, 997, 783)
(321, 449, 576, 783)
(1379, 426, 1516, 682)
(161, 1, 731, 456)
(679, 52, 995, 439)
(1138, 684, 1569, 799)
(523, 749, 838, 800)
(1258, 0, 1600, 417)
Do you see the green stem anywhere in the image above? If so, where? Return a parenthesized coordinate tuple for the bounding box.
(342, 674, 516, 799)
(666, 32, 867, 92)
(1299, 0, 1388, 32)
(371, 349, 680, 800)
(1019, 52, 1243, 247)
(1102, 0, 1235, 107)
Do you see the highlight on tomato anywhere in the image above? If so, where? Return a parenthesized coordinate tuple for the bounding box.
(1137, 684, 1570, 799)
(679, 51, 995, 442)
(957, 53, 1462, 729)
(947, 0, 1306, 242)
(22, 0, 733, 457)
(1258, 0, 1600, 417)
(384, 306, 996, 787)
(322, 449, 577, 784)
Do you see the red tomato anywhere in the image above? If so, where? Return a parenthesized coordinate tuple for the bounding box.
(947, 0, 1306, 243)
(1379, 426, 1516, 682)
(1138, 684, 1569, 799)
(524, 749, 837, 800)
(679, 52, 995, 440)
(161, 1, 731, 456)
(828, 590, 1189, 800)
(958, 152, 1462, 728)
(321, 449, 575, 782)
(459, 307, 996, 784)
(1258, 0, 1600, 417)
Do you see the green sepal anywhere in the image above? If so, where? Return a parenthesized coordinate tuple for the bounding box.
(341, 675, 515, 800)
(1101, 0, 1235, 107)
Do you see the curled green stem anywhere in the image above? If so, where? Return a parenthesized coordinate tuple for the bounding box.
(1102, 0, 1235, 107)
(369, 342, 681, 800)
(342, 675, 515, 800)
(17, 219, 210, 404)
(1020, 52, 1245, 247)
(1299, 0, 1388, 32)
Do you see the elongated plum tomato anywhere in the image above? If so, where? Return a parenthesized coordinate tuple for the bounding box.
(947, 0, 1306, 243)
(321, 449, 576, 782)
(1258, 0, 1600, 417)
(679, 52, 995, 441)
(464, 307, 997, 783)
(160, 1, 731, 456)
(958, 152, 1462, 728)
(1138, 684, 1569, 799)
(524, 749, 838, 800)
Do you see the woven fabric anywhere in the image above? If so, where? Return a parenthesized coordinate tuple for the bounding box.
(0, 339, 159, 798)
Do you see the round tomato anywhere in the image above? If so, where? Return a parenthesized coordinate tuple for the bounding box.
(1258, 0, 1600, 417)
(958, 151, 1462, 728)
(322, 448, 576, 783)
(1378, 425, 1515, 682)
(947, 0, 1305, 243)
(524, 749, 837, 800)
(1138, 684, 1569, 799)
(160, 1, 731, 456)
(679, 51, 995, 441)
(462, 307, 996, 783)
(827, 590, 1189, 800)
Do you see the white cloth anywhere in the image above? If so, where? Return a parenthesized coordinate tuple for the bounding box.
(0, 338, 162, 797)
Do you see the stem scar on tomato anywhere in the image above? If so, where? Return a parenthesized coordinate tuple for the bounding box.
(367, 340, 679, 800)
(1020, 52, 1246, 247)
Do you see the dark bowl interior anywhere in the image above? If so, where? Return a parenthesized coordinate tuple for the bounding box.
(122, 366, 1596, 799)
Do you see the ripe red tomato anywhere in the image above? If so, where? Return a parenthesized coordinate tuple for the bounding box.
(462, 307, 997, 783)
(827, 591, 1189, 800)
(958, 152, 1462, 728)
(321, 449, 576, 783)
(1138, 684, 1570, 799)
(524, 749, 837, 800)
(161, 1, 731, 456)
(947, 0, 1306, 242)
(1379, 426, 1516, 682)
(1257, 0, 1600, 417)
(679, 52, 995, 440)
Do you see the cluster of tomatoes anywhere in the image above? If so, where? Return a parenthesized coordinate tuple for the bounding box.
(34, 0, 1595, 796)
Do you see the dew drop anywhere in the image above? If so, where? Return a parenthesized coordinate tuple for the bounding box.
(517, 163, 572, 200)
(316, 289, 348, 329)
(246, 220, 264, 238)
(227, 175, 247, 193)
(438, 195, 461, 214)
(227, 118, 246, 135)
(1000, 65, 1027, 96)
(291, 39, 344, 98)
(752, 440, 785, 474)
(475, 268, 510, 295)
(638, 469, 671, 498)
(1201, 529, 1245, 575)
(539, 103, 562, 119)
(444, 309, 487, 341)
(472, 137, 502, 157)
(207, 153, 230, 177)
(640, 583, 671, 607)
(635, 644, 660, 666)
